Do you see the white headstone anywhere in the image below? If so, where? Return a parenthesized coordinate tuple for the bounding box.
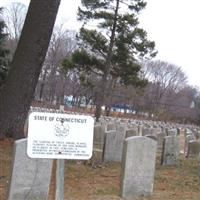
(120, 136, 157, 199)
(8, 139, 53, 200)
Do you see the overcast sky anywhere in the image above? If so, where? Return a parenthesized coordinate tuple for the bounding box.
(1, 0, 200, 87)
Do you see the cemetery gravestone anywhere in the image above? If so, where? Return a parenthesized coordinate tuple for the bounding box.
(120, 136, 157, 199)
(8, 139, 53, 200)
(103, 130, 117, 161)
(184, 134, 196, 156)
(103, 124, 126, 162)
(185, 128, 193, 137)
(125, 128, 138, 138)
(186, 141, 200, 158)
(93, 125, 105, 150)
(167, 129, 177, 137)
(106, 123, 116, 131)
(92, 125, 105, 162)
(142, 127, 153, 136)
(156, 132, 165, 150)
(161, 136, 179, 165)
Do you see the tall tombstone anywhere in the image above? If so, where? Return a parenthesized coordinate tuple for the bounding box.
(106, 123, 116, 131)
(93, 125, 105, 150)
(186, 141, 200, 158)
(125, 128, 138, 138)
(142, 127, 153, 136)
(161, 136, 179, 165)
(167, 129, 177, 137)
(120, 136, 157, 199)
(103, 130, 117, 162)
(8, 139, 53, 200)
(184, 134, 196, 156)
(92, 125, 105, 162)
(103, 124, 126, 162)
(156, 132, 165, 150)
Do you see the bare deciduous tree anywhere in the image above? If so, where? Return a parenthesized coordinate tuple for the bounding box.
(0, 0, 61, 139)
(3, 2, 27, 54)
(142, 60, 188, 115)
(35, 25, 77, 103)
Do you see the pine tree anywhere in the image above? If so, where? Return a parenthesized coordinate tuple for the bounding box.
(63, 0, 157, 120)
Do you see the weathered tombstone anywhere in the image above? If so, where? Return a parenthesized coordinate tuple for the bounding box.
(161, 136, 179, 165)
(8, 139, 53, 200)
(106, 123, 116, 131)
(120, 136, 157, 199)
(93, 125, 105, 150)
(103, 124, 126, 162)
(156, 132, 165, 150)
(142, 127, 153, 136)
(125, 128, 138, 138)
(186, 141, 200, 158)
(167, 129, 177, 137)
(103, 130, 117, 161)
(184, 134, 196, 156)
(92, 125, 105, 162)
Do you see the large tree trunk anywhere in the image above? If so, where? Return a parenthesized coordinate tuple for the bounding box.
(0, 0, 61, 139)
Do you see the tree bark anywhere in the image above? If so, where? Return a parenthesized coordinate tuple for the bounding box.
(0, 0, 61, 139)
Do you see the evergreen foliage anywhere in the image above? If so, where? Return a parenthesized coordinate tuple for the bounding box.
(63, 0, 157, 119)
(0, 8, 9, 87)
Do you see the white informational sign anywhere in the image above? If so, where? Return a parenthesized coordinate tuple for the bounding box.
(27, 112, 94, 160)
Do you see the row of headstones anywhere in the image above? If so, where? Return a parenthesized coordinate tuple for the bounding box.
(17, 108, 200, 199)
(93, 122, 179, 163)
(93, 122, 200, 198)
(7, 137, 157, 200)
(7, 128, 200, 199)
(94, 120, 200, 160)
(8, 135, 189, 199)
(120, 131, 200, 198)
(30, 105, 200, 133)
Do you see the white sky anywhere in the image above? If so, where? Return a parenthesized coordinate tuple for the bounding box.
(1, 0, 200, 87)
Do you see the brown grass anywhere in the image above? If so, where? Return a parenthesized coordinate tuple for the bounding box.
(0, 139, 14, 200)
(50, 157, 200, 200)
(0, 139, 200, 200)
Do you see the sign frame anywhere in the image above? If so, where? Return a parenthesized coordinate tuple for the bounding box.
(27, 112, 94, 160)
